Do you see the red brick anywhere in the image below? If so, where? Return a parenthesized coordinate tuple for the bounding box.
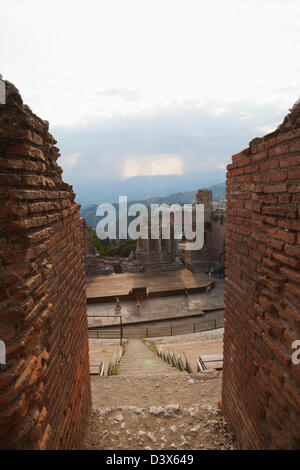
(288, 168, 300, 180)
(251, 151, 268, 162)
(264, 172, 288, 184)
(232, 167, 244, 176)
(284, 244, 300, 259)
(232, 148, 249, 161)
(284, 282, 300, 300)
(272, 252, 300, 269)
(0, 81, 91, 450)
(288, 182, 300, 193)
(280, 266, 300, 284)
(260, 160, 278, 171)
(244, 164, 259, 174)
(5, 143, 45, 161)
(289, 140, 300, 153)
(262, 206, 297, 218)
(268, 228, 296, 244)
(236, 156, 251, 167)
(268, 143, 289, 157)
(267, 238, 284, 250)
(279, 155, 300, 168)
(223, 109, 300, 451)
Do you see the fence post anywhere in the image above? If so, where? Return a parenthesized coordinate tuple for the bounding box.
(171, 326, 173, 336)
(194, 323, 196, 333)
(120, 316, 123, 346)
(146, 327, 148, 338)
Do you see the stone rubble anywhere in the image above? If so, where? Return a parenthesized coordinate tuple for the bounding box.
(80, 405, 236, 450)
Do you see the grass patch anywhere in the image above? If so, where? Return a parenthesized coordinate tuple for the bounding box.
(121, 340, 128, 357)
(142, 339, 158, 355)
(107, 364, 119, 376)
(107, 341, 128, 376)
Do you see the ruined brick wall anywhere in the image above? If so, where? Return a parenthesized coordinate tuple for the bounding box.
(211, 214, 225, 269)
(185, 189, 225, 273)
(82, 218, 96, 256)
(222, 101, 300, 449)
(0, 81, 91, 449)
(195, 189, 212, 211)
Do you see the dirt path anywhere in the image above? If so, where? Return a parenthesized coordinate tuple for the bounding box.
(80, 340, 236, 450)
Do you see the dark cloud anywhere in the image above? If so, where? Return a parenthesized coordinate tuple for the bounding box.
(51, 100, 286, 205)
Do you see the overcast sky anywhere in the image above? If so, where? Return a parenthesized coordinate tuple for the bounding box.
(1, 0, 300, 203)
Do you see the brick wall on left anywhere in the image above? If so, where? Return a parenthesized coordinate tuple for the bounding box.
(0, 80, 91, 449)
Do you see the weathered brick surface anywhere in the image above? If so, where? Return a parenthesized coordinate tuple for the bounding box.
(222, 101, 300, 449)
(0, 81, 91, 449)
(82, 219, 96, 257)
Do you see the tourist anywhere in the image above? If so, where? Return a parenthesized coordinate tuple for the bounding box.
(115, 297, 121, 313)
(206, 285, 211, 294)
(136, 300, 140, 313)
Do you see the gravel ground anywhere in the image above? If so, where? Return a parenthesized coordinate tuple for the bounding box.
(80, 403, 236, 450)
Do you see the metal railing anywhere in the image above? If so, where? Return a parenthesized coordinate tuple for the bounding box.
(88, 315, 123, 345)
(87, 303, 224, 317)
(88, 317, 224, 340)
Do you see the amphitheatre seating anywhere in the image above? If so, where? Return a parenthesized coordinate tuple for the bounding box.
(157, 349, 188, 372)
(90, 361, 105, 376)
(89, 343, 122, 376)
(201, 354, 223, 370)
(157, 339, 223, 373)
(197, 356, 206, 372)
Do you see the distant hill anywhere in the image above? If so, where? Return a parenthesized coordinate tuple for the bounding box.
(80, 182, 225, 229)
(207, 182, 226, 199)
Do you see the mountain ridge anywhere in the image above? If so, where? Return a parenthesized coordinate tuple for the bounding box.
(81, 182, 225, 229)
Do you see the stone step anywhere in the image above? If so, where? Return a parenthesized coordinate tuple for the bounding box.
(118, 339, 187, 378)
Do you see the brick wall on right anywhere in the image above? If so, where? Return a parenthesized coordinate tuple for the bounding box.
(222, 101, 300, 449)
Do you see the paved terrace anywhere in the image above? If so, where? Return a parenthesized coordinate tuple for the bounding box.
(87, 279, 224, 328)
(86, 269, 214, 300)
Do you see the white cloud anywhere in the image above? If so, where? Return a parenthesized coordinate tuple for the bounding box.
(122, 154, 184, 179)
(1, 0, 299, 126)
(210, 107, 228, 118)
(59, 152, 80, 170)
(217, 163, 226, 170)
(255, 124, 278, 135)
(97, 88, 141, 102)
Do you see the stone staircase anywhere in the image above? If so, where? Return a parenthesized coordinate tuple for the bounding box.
(118, 339, 185, 377)
(83, 338, 236, 450)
